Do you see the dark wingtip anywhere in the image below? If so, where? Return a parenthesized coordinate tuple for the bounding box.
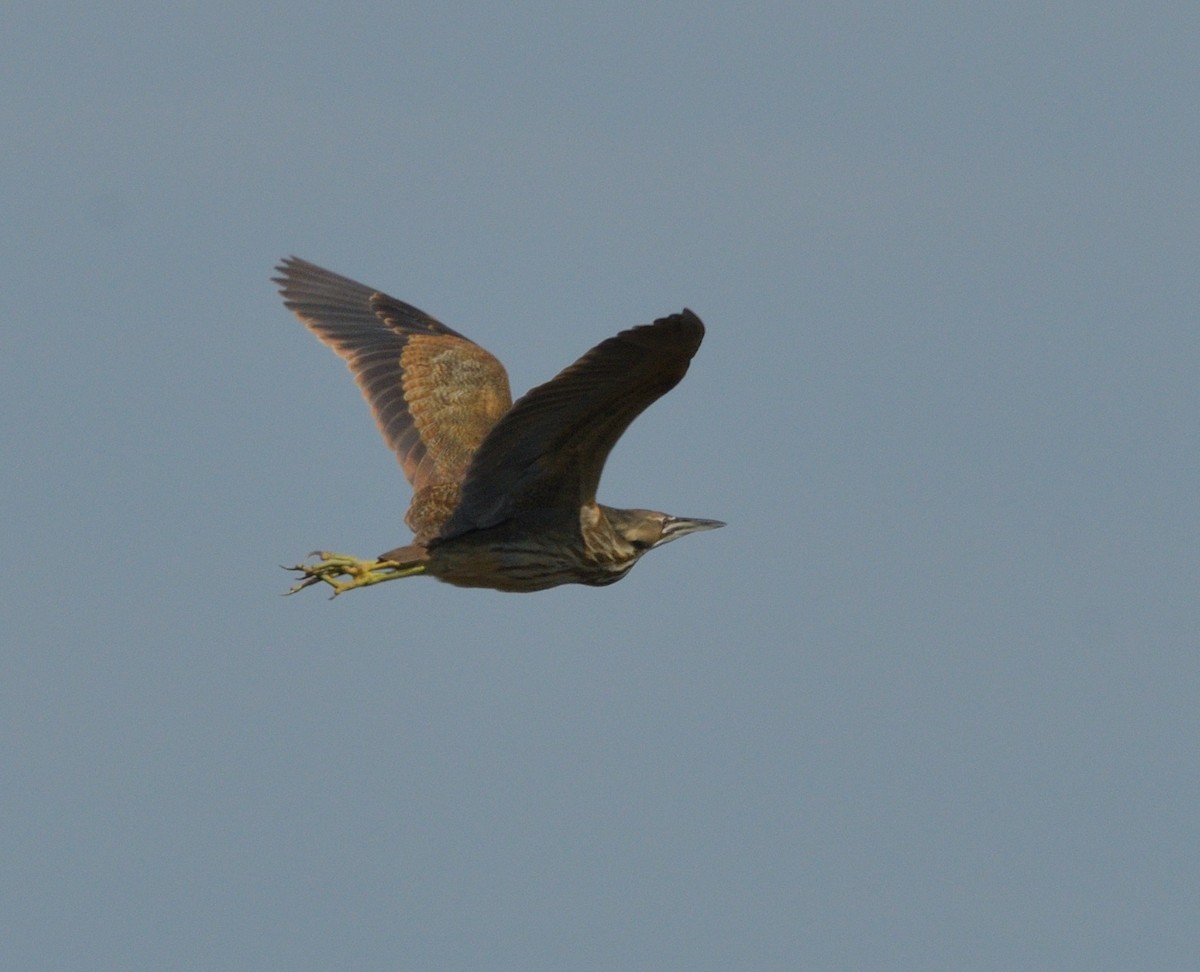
(271, 254, 303, 290)
(641, 308, 705, 354)
(650, 308, 704, 335)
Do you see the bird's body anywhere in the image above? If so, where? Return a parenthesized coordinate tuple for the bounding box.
(377, 506, 625, 593)
(275, 257, 723, 595)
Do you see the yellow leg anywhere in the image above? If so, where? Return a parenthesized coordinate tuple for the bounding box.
(284, 551, 426, 598)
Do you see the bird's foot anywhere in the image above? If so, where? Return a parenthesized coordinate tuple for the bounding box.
(284, 551, 426, 598)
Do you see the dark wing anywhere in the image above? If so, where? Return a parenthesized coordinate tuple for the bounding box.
(274, 257, 512, 493)
(441, 310, 705, 537)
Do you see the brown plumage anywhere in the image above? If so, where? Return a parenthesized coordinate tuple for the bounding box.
(276, 257, 723, 595)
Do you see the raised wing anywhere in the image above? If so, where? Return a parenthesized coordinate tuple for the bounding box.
(442, 310, 705, 537)
(274, 257, 513, 493)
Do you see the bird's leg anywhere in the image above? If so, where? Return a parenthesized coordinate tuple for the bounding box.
(284, 551, 426, 598)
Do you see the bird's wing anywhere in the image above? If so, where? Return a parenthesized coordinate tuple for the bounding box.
(274, 257, 512, 493)
(442, 310, 704, 537)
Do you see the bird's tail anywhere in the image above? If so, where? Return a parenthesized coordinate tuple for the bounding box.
(377, 543, 429, 571)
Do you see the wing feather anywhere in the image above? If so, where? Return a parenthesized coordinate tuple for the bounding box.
(442, 310, 704, 537)
(274, 257, 513, 496)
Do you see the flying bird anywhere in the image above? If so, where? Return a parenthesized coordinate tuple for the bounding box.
(275, 257, 723, 596)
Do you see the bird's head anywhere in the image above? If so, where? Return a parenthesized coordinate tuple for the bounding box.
(601, 506, 725, 563)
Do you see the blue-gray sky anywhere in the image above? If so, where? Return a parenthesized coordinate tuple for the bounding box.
(3, 2, 1197, 969)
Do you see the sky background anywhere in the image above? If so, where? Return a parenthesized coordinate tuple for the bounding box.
(3, 2, 1197, 969)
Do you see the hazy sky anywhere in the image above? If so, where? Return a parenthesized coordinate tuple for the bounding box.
(3, 2, 1197, 969)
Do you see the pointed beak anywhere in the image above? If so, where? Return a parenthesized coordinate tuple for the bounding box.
(655, 516, 726, 547)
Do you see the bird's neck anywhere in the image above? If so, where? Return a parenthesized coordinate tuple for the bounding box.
(579, 503, 633, 567)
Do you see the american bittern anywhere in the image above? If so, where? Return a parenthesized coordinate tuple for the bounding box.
(276, 257, 723, 596)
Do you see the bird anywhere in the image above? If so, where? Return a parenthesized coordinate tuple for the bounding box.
(275, 257, 724, 596)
